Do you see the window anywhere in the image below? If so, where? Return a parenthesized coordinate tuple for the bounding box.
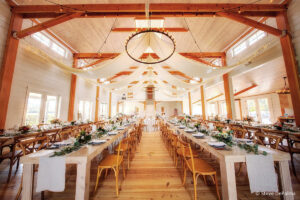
(51, 42, 65, 57)
(99, 103, 108, 117)
(258, 98, 271, 124)
(221, 102, 227, 117)
(249, 30, 266, 46)
(135, 19, 164, 28)
(79, 100, 92, 121)
(212, 59, 222, 67)
(246, 99, 257, 121)
(192, 104, 202, 115)
(207, 103, 217, 116)
(32, 32, 51, 47)
(32, 31, 68, 58)
(25, 93, 42, 125)
(24, 92, 61, 125)
(233, 41, 247, 56)
(44, 95, 58, 123)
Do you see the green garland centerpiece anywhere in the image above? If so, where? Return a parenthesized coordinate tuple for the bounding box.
(97, 127, 108, 138)
(212, 131, 234, 147)
(51, 130, 91, 157)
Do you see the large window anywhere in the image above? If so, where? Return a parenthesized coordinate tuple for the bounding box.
(79, 100, 92, 121)
(221, 102, 227, 117)
(207, 103, 217, 116)
(25, 93, 42, 125)
(32, 32, 67, 58)
(192, 104, 202, 116)
(258, 98, 271, 124)
(25, 92, 61, 125)
(44, 95, 58, 123)
(99, 103, 108, 117)
(231, 30, 266, 56)
(246, 99, 257, 121)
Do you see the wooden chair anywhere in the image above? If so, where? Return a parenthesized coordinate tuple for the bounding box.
(0, 138, 21, 183)
(231, 126, 247, 138)
(287, 134, 300, 176)
(58, 128, 72, 141)
(114, 137, 131, 168)
(181, 140, 221, 200)
(176, 139, 198, 168)
(16, 136, 48, 200)
(253, 132, 282, 150)
(94, 140, 126, 196)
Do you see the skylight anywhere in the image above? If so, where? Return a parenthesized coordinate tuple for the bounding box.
(145, 46, 154, 53)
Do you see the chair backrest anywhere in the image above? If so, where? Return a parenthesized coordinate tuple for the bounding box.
(116, 140, 123, 165)
(18, 136, 48, 155)
(231, 127, 247, 138)
(253, 132, 282, 150)
(58, 128, 72, 141)
(178, 139, 195, 173)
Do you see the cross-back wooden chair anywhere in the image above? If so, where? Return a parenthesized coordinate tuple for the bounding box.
(95, 140, 125, 196)
(0, 137, 21, 183)
(16, 136, 48, 200)
(58, 128, 73, 141)
(115, 136, 131, 168)
(231, 126, 247, 139)
(253, 132, 282, 150)
(43, 129, 60, 146)
(180, 139, 221, 200)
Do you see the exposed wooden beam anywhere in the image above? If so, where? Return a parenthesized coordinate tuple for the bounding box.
(95, 85, 100, 121)
(74, 53, 120, 59)
(276, 11, 300, 126)
(206, 93, 224, 102)
(13, 4, 285, 14)
(201, 85, 206, 120)
(238, 99, 243, 120)
(107, 71, 133, 81)
(68, 58, 77, 121)
(179, 52, 225, 58)
(5, 0, 17, 6)
(223, 17, 268, 52)
(234, 84, 257, 96)
(0, 12, 23, 129)
(217, 12, 282, 37)
(112, 27, 188, 32)
(140, 53, 160, 60)
(30, 19, 77, 53)
(15, 12, 82, 39)
(223, 74, 233, 119)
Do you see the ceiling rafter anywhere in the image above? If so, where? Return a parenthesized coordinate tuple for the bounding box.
(180, 54, 220, 68)
(73, 53, 120, 59)
(12, 3, 285, 18)
(15, 12, 82, 39)
(217, 12, 283, 37)
(179, 52, 225, 58)
(234, 84, 258, 96)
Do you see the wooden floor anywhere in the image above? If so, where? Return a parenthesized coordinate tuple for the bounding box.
(1, 130, 300, 199)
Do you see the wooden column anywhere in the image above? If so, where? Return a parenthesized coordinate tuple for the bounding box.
(108, 92, 112, 118)
(94, 86, 100, 121)
(154, 101, 157, 111)
(276, 12, 300, 126)
(116, 101, 119, 113)
(238, 99, 243, 120)
(200, 85, 206, 120)
(144, 101, 146, 111)
(67, 58, 77, 121)
(223, 74, 235, 119)
(188, 92, 192, 115)
(181, 101, 183, 114)
(0, 13, 23, 129)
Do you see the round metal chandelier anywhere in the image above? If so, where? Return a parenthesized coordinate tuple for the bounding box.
(125, 29, 176, 64)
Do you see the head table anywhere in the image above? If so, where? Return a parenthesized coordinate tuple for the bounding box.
(20, 124, 134, 200)
(166, 121, 294, 200)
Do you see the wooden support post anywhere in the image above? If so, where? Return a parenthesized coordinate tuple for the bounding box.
(181, 101, 183, 114)
(188, 92, 192, 115)
(200, 86, 206, 120)
(0, 12, 23, 129)
(95, 86, 100, 121)
(144, 101, 146, 111)
(117, 101, 119, 113)
(238, 99, 243, 120)
(154, 101, 157, 111)
(276, 11, 300, 126)
(108, 92, 112, 118)
(223, 74, 235, 119)
(68, 58, 77, 121)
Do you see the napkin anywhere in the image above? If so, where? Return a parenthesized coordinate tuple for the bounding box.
(246, 155, 278, 193)
(36, 156, 66, 192)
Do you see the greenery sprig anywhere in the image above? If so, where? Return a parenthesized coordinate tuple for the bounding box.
(212, 133, 234, 147)
(51, 130, 91, 157)
(237, 143, 267, 156)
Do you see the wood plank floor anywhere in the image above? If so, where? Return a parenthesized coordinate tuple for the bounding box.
(1, 131, 300, 199)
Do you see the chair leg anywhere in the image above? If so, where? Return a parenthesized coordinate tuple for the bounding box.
(15, 175, 23, 200)
(122, 161, 126, 179)
(105, 168, 109, 178)
(16, 157, 20, 173)
(290, 153, 297, 176)
(127, 151, 130, 169)
(203, 175, 207, 185)
(214, 174, 221, 200)
(7, 157, 14, 183)
(94, 168, 104, 192)
(112, 168, 119, 196)
(182, 165, 187, 185)
(192, 172, 197, 200)
(237, 162, 244, 176)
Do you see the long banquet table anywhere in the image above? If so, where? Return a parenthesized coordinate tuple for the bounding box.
(167, 122, 294, 200)
(20, 125, 133, 200)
